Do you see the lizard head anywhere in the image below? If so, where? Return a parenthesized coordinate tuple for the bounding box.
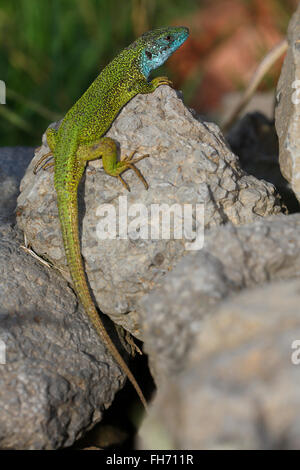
(139, 26, 189, 78)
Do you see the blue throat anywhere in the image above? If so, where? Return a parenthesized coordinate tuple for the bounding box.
(139, 27, 189, 79)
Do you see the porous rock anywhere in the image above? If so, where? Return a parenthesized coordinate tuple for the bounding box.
(0, 224, 126, 449)
(139, 278, 300, 450)
(140, 213, 300, 385)
(275, 3, 300, 202)
(17, 86, 283, 337)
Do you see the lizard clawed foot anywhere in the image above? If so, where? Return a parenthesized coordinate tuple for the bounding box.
(151, 76, 173, 89)
(118, 175, 131, 191)
(33, 151, 54, 174)
(118, 151, 149, 191)
(121, 150, 149, 164)
(41, 161, 55, 173)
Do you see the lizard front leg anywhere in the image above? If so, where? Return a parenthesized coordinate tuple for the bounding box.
(128, 76, 173, 95)
(77, 137, 149, 191)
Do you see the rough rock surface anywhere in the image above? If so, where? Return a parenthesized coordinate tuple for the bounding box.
(17, 86, 283, 337)
(0, 223, 126, 450)
(139, 279, 300, 450)
(0, 146, 34, 222)
(275, 3, 300, 202)
(140, 214, 300, 385)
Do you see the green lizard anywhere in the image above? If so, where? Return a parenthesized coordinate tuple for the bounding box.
(34, 26, 189, 410)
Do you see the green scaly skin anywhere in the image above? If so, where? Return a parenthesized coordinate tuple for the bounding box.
(35, 27, 189, 410)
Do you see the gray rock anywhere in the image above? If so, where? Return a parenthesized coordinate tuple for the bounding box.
(140, 213, 300, 385)
(139, 279, 300, 449)
(0, 146, 34, 182)
(17, 86, 283, 337)
(0, 146, 34, 222)
(275, 3, 300, 202)
(0, 224, 126, 450)
(0, 168, 18, 222)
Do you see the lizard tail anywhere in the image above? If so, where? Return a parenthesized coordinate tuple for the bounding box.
(55, 187, 148, 411)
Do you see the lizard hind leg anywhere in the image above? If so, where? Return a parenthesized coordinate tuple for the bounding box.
(33, 151, 53, 174)
(33, 127, 58, 174)
(110, 151, 150, 190)
(117, 151, 149, 190)
(77, 136, 149, 191)
(41, 160, 55, 173)
(120, 161, 149, 190)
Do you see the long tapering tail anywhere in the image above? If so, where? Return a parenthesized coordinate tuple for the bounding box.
(55, 184, 148, 411)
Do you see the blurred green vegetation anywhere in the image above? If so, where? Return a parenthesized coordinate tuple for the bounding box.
(0, 0, 197, 146)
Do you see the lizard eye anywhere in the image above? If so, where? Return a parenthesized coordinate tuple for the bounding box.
(145, 50, 152, 59)
(165, 35, 171, 41)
